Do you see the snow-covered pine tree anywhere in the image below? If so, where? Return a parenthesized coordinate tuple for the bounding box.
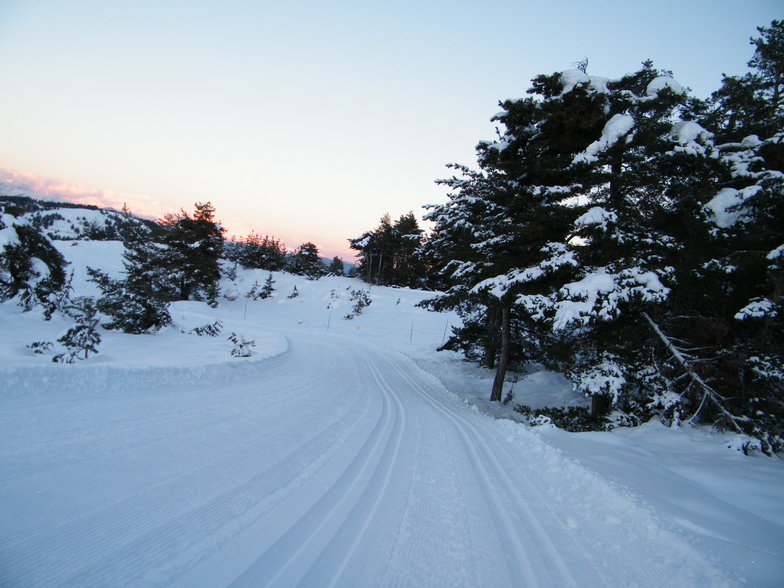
(290, 242, 325, 279)
(88, 206, 172, 333)
(532, 62, 694, 418)
(260, 273, 275, 298)
(0, 204, 68, 315)
(351, 213, 425, 287)
(159, 201, 225, 303)
(421, 71, 606, 400)
(53, 297, 101, 363)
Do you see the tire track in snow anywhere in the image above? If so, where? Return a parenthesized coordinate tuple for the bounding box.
(227, 350, 406, 588)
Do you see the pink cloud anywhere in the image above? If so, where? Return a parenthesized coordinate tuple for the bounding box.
(0, 168, 164, 220)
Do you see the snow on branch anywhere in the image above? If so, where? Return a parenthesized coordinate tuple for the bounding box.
(573, 114, 635, 164)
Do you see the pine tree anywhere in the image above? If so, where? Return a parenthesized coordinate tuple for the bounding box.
(0, 204, 68, 314)
(159, 201, 225, 303)
(350, 213, 425, 286)
(290, 242, 324, 279)
(53, 298, 102, 363)
(327, 256, 344, 276)
(260, 273, 275, 298)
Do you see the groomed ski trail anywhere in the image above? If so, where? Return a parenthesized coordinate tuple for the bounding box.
(0, 330, 732, 587)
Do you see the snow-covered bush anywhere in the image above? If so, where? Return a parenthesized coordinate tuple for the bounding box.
(190, 320, 223, 337)
(0, 207, 68, 314)
(228, 332, 255, 357)
(344, 289, 371, 319)
(53, 298, 102, 363)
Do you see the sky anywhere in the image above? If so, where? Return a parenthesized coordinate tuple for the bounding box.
(0, 1, 781, 259)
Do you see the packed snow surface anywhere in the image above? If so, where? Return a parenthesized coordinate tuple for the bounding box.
(1, 242, 782, 587)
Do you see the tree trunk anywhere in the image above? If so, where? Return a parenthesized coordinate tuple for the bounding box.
(590, 394, 611, 419)
(490, 305, 511, 402)
(482, 304, 499, 369)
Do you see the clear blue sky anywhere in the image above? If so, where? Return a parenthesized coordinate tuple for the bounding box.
(0, 0, 780, 258)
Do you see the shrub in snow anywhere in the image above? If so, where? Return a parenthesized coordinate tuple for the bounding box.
(26, 340, 53, 355)
(287, 285, 299, 299)
(515, 405, 601, 433)
(189, 320, 223, 337)
(228, 332, 255, 357)
(257, 273, 275, 299)
(53, 298, 102, 363)
(344, 289, 371, 319)
(88, 267, 171, 334)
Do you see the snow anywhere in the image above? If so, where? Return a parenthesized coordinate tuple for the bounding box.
(646, 76, 684, 96)
(0, 241, 782, 586)
(552, 268, 668, 331)
(574, 206, 618, 230)
(669, 121, 714, 156)
(735, 297, 777, 320)
(705, 186, 761, 228)
(0, 225, 19, 247)
(559, 69, 610, 95)
(574, 113, 635, 164)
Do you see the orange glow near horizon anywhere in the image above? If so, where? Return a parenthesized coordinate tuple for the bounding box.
(0, 167, 356, 261)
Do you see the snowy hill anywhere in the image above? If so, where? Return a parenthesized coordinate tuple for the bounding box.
(0, 193, 157, 241)
(1, 241, 783, 586)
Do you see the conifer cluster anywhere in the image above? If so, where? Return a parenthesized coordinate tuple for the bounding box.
(419, 21, 784, 451)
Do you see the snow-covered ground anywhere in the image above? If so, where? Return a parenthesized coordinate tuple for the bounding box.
(1, 241, 782, 586)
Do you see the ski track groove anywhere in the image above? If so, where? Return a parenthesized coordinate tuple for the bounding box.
(318, 350, 407, 588)
(228, 350, 406, 588)
(387, 353, 590, 587)
(0, 382, 371, 587)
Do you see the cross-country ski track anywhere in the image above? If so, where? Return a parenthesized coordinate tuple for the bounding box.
(1, 328, 731, 587)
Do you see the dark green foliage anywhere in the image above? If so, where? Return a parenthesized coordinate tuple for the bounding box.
(0, 206, 68, 314)
(87, 267, 171, 333)
(190, 321, 223, 337)
(289, 242, 325, 279)
(259, 273, 275, 299)
(159, 201, 225, 303)
(53, 298, 102, 363)
(26, 340, 53, 354)
(228, 232, 287, 271)
(350, 212, 426, 287)
(416, 21, 784, 449)
(344, 289, 371, 319)
(327, 256, 344, 276)
(514, 405, 612, 432)
(288, 285, 299, 299)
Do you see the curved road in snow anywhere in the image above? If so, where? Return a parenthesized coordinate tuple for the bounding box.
(0, 330, 729, 587)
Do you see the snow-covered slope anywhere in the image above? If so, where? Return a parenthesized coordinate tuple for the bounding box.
(1, 241, 782, 586)
(0, 193, 153, 241)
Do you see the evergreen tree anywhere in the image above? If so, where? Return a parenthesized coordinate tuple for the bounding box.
(233, 231, 287, 270)
(290, 242, 325, 279)
(350, 212, 425, 286)
(260, 273, 275, 298)
(701, 21, 784, 142)
(53, 298, 102, 363)
(159, 201, 225, 303)
(327, 256, 344, 276)
(88, 205, 172, 333)
(0, 204, 68, 314)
